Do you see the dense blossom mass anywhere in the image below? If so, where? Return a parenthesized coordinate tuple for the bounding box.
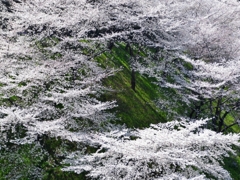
(0, 0, 240, 179)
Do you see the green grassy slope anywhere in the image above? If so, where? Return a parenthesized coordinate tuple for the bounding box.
(94, 42, 167, 128)
(223, 116, 240, 180)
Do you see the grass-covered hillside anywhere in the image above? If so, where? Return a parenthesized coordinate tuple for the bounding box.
(87, 41, 169, 128)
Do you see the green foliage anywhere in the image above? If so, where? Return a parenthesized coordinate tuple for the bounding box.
(35, 36, 62, 60)
(35, 37, 60, 49)
(54, 103, 64, 110)
(223, 146, 240, 180)
(18, 81, 28, 87)
(223, 116, 240, 180)
(0, 95, 22, 107)
(224, 115, 240, 133)
(183, 61, 194, 71)
(0, 144, 45, 180)
(0, 141, 84, 180)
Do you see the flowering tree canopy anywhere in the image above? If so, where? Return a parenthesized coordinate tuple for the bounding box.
(62, 119, 240, 179)
(0, 0, 240, 179)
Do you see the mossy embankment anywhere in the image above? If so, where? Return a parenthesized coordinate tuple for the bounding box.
(93, 42, 167, 128)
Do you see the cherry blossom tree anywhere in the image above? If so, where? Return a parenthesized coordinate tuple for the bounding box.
(177, 56, 240, 132)
(62, 119, 240, 179)
(0, 0, 120, 147)
(133, 0, 240, 132)
(0, 0, 240, 179)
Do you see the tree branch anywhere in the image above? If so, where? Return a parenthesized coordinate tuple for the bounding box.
(221, 122, 238, 133)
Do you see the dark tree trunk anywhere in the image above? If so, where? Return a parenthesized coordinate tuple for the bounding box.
(131, 69, 136, 91)
(125, 43, 133, 56)
(215, 97, 222, 132)
(108, 40, 114, 50)
(218, 111, 229, 133)
(189, 97, 204, 119)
